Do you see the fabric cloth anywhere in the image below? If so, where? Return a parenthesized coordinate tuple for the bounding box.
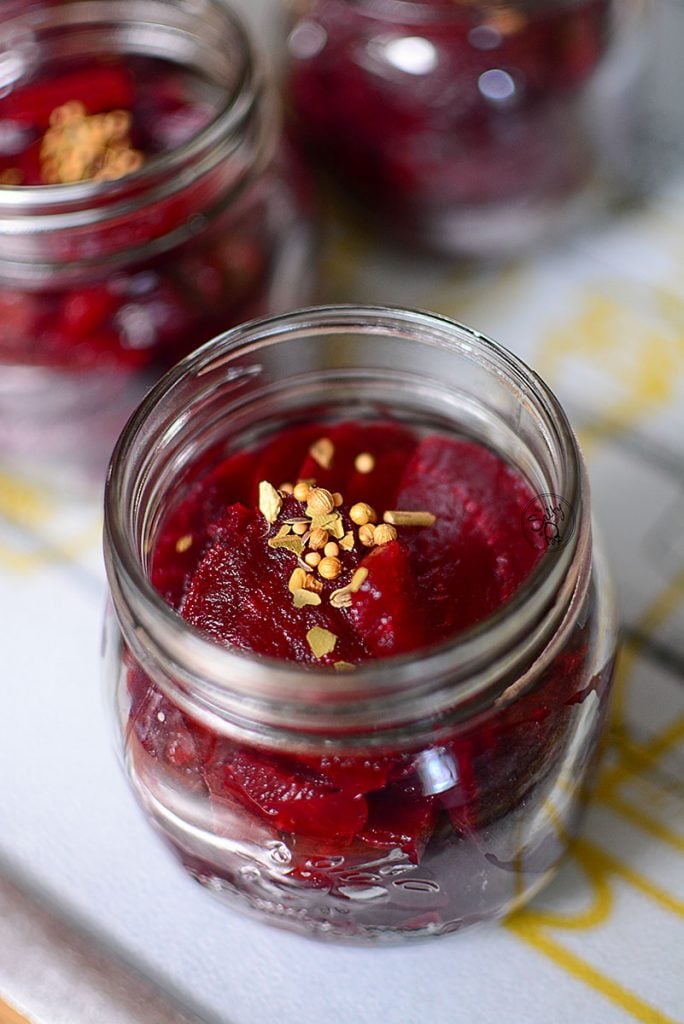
(0, 1, 683, 1018)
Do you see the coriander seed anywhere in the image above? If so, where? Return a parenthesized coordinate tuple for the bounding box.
(318, 555, 342, 580)
(349, 501, 376, 526)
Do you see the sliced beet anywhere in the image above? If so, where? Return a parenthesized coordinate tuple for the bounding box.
(302, 753, 396, 795)
(182, 502, 368, 664)
(181, 506, 261, 648)
(61, 287, 118, 340)
(4, 65, 135, 128)
(207, 749, 368, 842)
(150, 464, 254, 607)
(346, 540, 427, 657)
(295, 421, 418, 508)
(360, 780, 438, 863)
(395, 436, 543, 641)
(127, 667, 215, 776)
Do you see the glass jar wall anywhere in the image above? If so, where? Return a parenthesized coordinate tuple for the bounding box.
(286, 0, 650, 255)
(0, 0, 314, 475)
(103, 306, 616, 942)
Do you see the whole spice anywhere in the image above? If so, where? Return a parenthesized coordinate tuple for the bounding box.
(302, 573, 323, 594)
(358, 524, 376, 547)
(354, 452, 375, 474)
(309, 437, 335, 469)
(293, 481, 311, 502)
(383, 510, 436, 527)
(349, 502, 376, 526)
(306, 626, 337, 659)
(306, 487, 335, 516)
(329, 567, 368, 608)
(308, 527, 329, 550)
(288, 567, 307, 593)
(373, 523, 398, 545)
(293, 589, 322, 608)
(311, 512, 345, 539)
(40, 101, 144, 185)
(318, 556, 342, 580)
(268, 534, 304, 555)
(258, 480, 283, 524)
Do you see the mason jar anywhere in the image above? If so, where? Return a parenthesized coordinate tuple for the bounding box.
(286, 0, 650, 255)
(103, 305, 616, 942)
(0, 0, 314, 476)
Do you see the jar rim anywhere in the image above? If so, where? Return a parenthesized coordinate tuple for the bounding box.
(0, 0, 261, 215)
(104, 304, 589, 739)
(336, 0, 602, 24)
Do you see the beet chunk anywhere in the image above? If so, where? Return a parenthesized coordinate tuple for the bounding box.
(182, 503, 369, 664)
(360, 780, 438, 863)
(127, 666, 215, 777)
(396, 436, 544, 641)
(347, 540, 427, 656)
(295, 421, 418, 509)
(206, 749, 368, 842)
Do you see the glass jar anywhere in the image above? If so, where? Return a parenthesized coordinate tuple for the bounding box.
(103, 305, 616, 942)
(285, 0, 650, 255)
(0, 0, 314, 476)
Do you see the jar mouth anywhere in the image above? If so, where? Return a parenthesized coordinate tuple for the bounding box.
(104, 305, 589, 741)
(342, 0, 601, 24)
(0, 0, 262, 216)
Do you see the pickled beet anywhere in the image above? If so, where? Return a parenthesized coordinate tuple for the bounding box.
(182, 502, 369, 664)
(204, 750, 368, 842)
(2, 66, 135, 129)
(287, 0, 611, 221)
(129, 420, 596, 871)
(348, 541, 427, 657)
(0, 57, 213, 174)
(0, 53, 273, 373)
(360, 781, 438, 863)
(127, 665, 215, 778)
(396, 435, 544, 632)
(174, 425, 543, 662)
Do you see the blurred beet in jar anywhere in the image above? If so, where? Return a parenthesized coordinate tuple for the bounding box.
(0, 0, 314, 473)
(103, 306, 617, 942)
(286, 0, 650, 255)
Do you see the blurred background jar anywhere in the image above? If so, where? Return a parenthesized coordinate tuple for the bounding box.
(285, 0, 651, 256)
(0, 0, 314, 479)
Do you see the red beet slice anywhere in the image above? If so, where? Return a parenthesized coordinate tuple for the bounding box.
(395, 436, 543, 641)
(302, 753, 395, 794)
(296, 421, 419, 508)
(207, 749, 368, 841)
(181, 506, 261, 649)
(360, 781, 438, 863)
(3, 65, 135, 129)
(151, 459, 253, 607)
(346, 539, 427, 657)
(127, 667, 215, 776)
(182, 503, 368, 664)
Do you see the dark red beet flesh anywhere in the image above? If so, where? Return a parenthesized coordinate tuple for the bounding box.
(129, 420, 600, 869)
